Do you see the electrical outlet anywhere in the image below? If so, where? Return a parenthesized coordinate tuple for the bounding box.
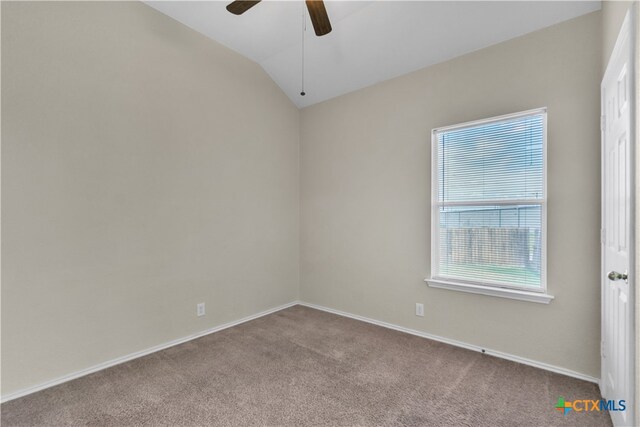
(197, 303, 205, 317)
(415, 303, 424, 317)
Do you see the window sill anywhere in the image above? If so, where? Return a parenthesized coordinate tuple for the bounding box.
(425, 279, 554, 304)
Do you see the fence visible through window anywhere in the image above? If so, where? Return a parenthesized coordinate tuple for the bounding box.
(431, 109, 546, 291)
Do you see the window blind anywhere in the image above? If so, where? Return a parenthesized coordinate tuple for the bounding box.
(432, 111, 546, 290)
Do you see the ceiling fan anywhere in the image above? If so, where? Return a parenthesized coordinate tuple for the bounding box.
(226, 0, 332, 36)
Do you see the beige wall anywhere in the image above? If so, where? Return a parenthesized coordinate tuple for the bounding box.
(602, 0, 635, 71)
(0, 0, 615, 399)
(1, 1, 299, 395)
(300, 12, 603, 377)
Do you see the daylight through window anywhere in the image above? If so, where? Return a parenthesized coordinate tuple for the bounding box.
(431, 109, 546, 292)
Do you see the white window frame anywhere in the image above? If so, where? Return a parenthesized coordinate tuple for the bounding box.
(425, 108, 554, 304)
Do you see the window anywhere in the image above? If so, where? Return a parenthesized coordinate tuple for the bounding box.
(427, 109, 553, 303)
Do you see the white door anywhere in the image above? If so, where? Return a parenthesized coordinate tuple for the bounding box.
(601, 9, 635, 427)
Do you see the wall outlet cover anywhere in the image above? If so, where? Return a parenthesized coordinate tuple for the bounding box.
(197, 303, 205, 317)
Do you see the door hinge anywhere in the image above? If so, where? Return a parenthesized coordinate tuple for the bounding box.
(601, 115, 606, 132)
(601, 340, 605, 358)
(601, 229, 606, 245)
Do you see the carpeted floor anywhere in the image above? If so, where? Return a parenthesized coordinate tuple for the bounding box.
(2, 305, 612, 426)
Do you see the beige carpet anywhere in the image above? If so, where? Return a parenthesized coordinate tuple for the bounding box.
(2, 305, 611, 426)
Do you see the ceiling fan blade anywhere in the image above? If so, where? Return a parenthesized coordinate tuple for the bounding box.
(305, 0, 332, 36)
(226, 0, 261, 15)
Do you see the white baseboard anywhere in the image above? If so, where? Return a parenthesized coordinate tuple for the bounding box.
(298, 301, 600, 384)
(1, 301, 300, 404)
(2, 299, 598, 404)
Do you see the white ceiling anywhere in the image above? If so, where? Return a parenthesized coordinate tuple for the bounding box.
(145, 1, 601, 108)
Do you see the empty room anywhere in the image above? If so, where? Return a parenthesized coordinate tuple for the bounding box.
(1, 0, 638, 426)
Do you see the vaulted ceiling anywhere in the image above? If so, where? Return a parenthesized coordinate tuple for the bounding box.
(145, 1, 601, 108)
